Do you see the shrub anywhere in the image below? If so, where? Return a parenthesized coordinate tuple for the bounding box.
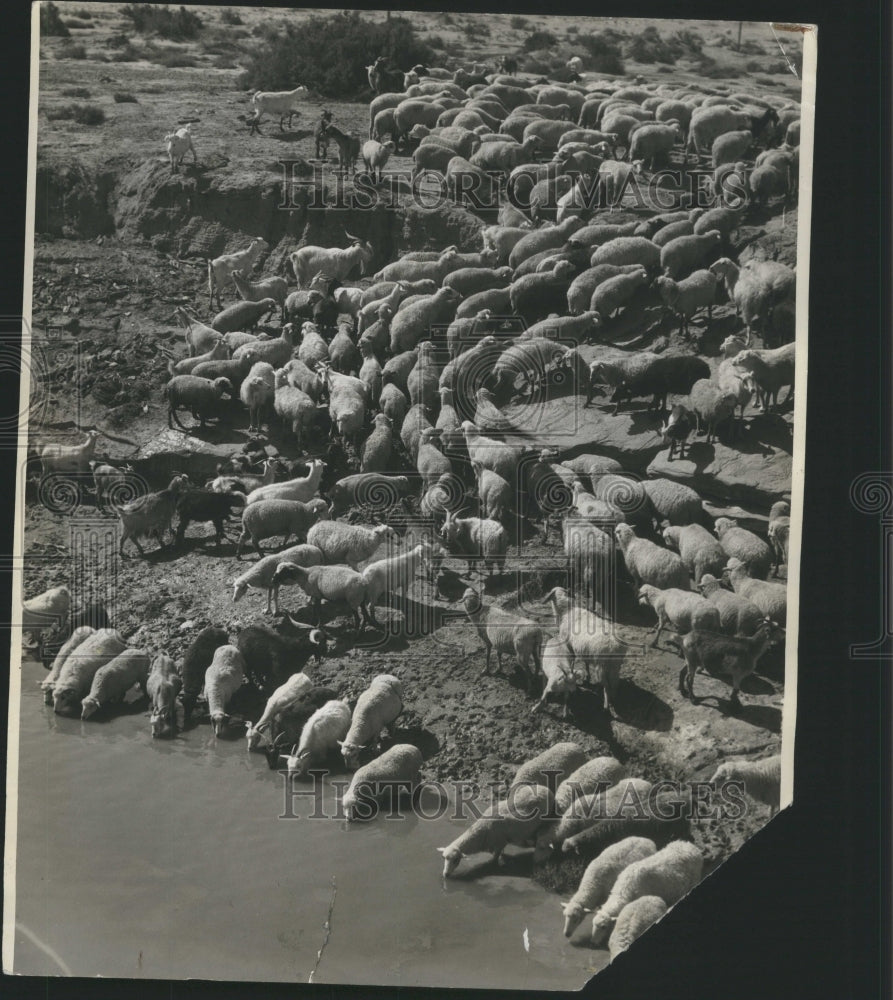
(46, 103, 106, 125)
(625, 26, 677, 63)
(57, 42, 87, 60)
(220, 8, 243, 25)
(427, 33, 446, 50)
(65, 17, 93, 30)
(109, 42, 139, 62)
(153, 50, 198, 68)
(119, 4, 203, 40)
(75, 8, 93, 18)
(61, 86, 91, 98)
(523, 29, 557, 52)
(41, 3, 69, 37)
(113, 91, 138, 103)
(467, 19, 491, 39)
(240, 10, 433, 98)
(510, 16, 528, 30)
(566, 26, 578, 35)
(578, 32, 625, 75)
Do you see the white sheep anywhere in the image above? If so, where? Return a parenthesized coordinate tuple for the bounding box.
(207, 237, 268, 310)
(231, 270, 288, 317)
(724, 557, 787, 626)
(342, 743, 423, 821)
(437, 784, 555, 877)
(147, 653, 182, 738)
(549, 778, 654, 852)
(661, 523, 727, 583)
(709, 258, 795, 346)
(164, 125, 196, 172)
(270, 562, 372, 632)
(696, 573, 764, 636)
(688, 378, 739, 444)
(22, 584, 71, 660)
(638, 584, 721, 648)
(615, 523, 690, 591)
(654, 270, 718, 338)
(239, 361, 275, 432)
(339, 674, 405, 769)
(608, 896, 668, 961)
(461, 421, 525, 484)
(251, 84, 309, 130)
(511, 742, 588, 791)
(714, 517, 773, 579)
(246, 459, 325, 506)
(554, 757, 629, 815)
(416, 427, 452, 488)
(41, 625, 93, 705)
(441, 512, 509, 578)
(532, 637, 581, 718)
(473, 464, 514, 523)
(768, 501, 790, 576)
(590, 841, 703, 945)
(306, 521, 396, 570)
(710, 754, 781, 816)
(361, 542, 431, 626)
(561, 837, 658, 938)
(52, 628, 127, 717)
(361, 138, 395, 182)
(641, 479, 702, 527)
(233, 543, 324, 616)
(660, 231, 722, 281)
(732, 344, 795, 411)
(245, 671, 313, 751)
(205, 644, 246, 736)
(236, 498, 328, 558)
(81, 648, 150, 720)
(285, 699, 352, 779)
(461, 588, 543, 689)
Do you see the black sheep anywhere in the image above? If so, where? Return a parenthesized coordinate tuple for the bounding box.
(180, 626, 230, 722)
(234, 619, 328, 696)
(190, 356, 254, 394)
(612, 355, 711, 415)
(175, 488, 246, 547)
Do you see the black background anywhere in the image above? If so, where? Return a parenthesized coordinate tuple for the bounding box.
(0, 1, 889, 998)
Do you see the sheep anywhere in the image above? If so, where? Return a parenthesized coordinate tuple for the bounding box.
(52, 628, 127, 717)
(660, 231, 722, 280)
(531, 636, 587, 719)
(437, 784, 555, 877)
(443, 268, 511, 302)
(590, 841, 703, 946)
(590, 269, 650, 322)
(654, 270, 719, 339)
(416, 428, 452, 488)
(234, 621, 327, 697)
(407, 341, 441, 411)
(651, 220, 694, 248)
(441, 513, 509, 579)
(686, 105, 756, 159)
(554, 758, 630, 815)
(207, 238, 268, 310)
(614, 523, 690, 591)
(338, 674, 404, 769)
(38, 429, 101, 478)
(709, 258, 796, 346)
(232, 324, 296, 370)
(460, 421, 524, 485)
(673, 616, 785, 705)
(167, 337, 231, 378)
(284, 700, 352, 778)
(41, 625, 94, 705)
(724, 557, 787, 626)
(470, 134, 543, 175)
(714, 518, 773, 579)
(375, 247, 459, 285)
(508, 216, 585, 270)
(472, 464, 514, 523)
(81, 647, 150, 720)
(361, 543, 432, 625)
(205, 645, 246, 736)
(542, 588, 627, 715)
(140, 652, 182, 739)
(688, 378, 738, 444)
(696, 573, 763, 637)
(567, 264, 644, 315)
(386, 287, 460, 355)
(511, 742, 588, 793)
(768, 501, 791, 576)
(117, 475, 189, 557)
(640, 479, 701, 528)
(164, 372, 234, 433)
(660, 523, 726, 583)
(361, 138, 395, 182)
(327, 473, 410, 517)
(271, 562, 372, 631)
(561, 837, 658, 938)
(306, 521, 396, 569)
(251, 84, 308, 130)
(210, 298, 277, 336)
(207, 457, 278, 495)
(749, 162, 791, 208)
(732, 345, 796, 411)
(233, 543, 324, 616)
(637, 585, 722, 648)
(400, 403, 434, 463)
(628, 122, 681, 171)
(22, 584, 70, 662)
(548, 778, 655, 851)
(341, 744, 423, 821)
(710, 128, 752, 170)
(236, 498, 329, 558)
(461, 588, 542, 689)
(710, 754, 781, 816)
(174, 487, 245, 548)
(245, 671, 314, 751)
(246, 459, 325, 506)
(177, 626, 229, 723)
(608, 896, 668, 960)
(289, 235, 374, 290)
(164, 124, 196, 172)
(236, 362, 275, 433)
(358, 412, 393, 474)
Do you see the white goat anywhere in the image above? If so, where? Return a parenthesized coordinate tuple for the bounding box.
(251, 85, 309, 130)
(207, 238, 269, 310)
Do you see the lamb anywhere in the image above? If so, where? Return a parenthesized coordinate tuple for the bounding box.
(638, 585, 722, 648)
(147, 653, 182, 738)
(591, 269, 650, 322)
(205, 645, 246, 736)
(688, 378, 739, 444)
(81, 648, 150, 720)
(245, 671, 314, 751)
(437, 784, 555, 877)
(38, 429, 101, 478)
(710, 754, 781, 816)
(306, 521, 397, 569)
(270, 562, 372, 632)
(768, 500, 791, 576)
(52, 628, 127, 717)
(641, 479, 702, 527)
(561, 837, 658, 938)
(543, 588, 627, 715)
(714, 518, 773, 579)
(246, 459, 325, 506)
(117, 475, 190, 557)
(338, 673, 405, 768)
(235, 361, 275, 433)
(554, 758, 630, 815)
(179, 626, 230, 722)
(271, 370, 316, 450)
(174, 487, 245, 548)
(231, 270, 289, 318)
(724, 557, 787, 626)
(709, 258, 796, 346)
(674, 617, 785, 705)
(211, 297, 277, 334)
(608, 896, 668, 960)
(697, 573, 764, 636)
(342, 744, 423, 821)
(441, 513, 509, 578)
(289, 235, 374, 290)
(284, 699, 352, 778)
(590, 841, 703, 946)
(461, 588, 542, 688)
(361, 543, 432, 625)
(732, 345, 795, 411)
(661, 523, 727, 582)
(236, 498, 329, 558)
(660, 231, 722, 280)
(207, 237, 268, 310)
(654, 270, 719, 339)
(614, 523, 690, 591)
(41, 625, 93, 705)
(251, 84, 309, 130)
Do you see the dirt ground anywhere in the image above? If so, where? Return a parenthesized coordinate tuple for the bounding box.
(25, 6, 798, 894)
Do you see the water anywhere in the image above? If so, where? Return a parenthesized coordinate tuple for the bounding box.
(10, 659, 606, 989)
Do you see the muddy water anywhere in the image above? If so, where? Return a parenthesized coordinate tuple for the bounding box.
(12, 659, 606, 989)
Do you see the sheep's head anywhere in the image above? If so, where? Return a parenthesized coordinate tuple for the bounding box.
(697, 574, 722, 596)
(213, 377, 234, 398)
(561, 900, 587, 938)
(713, 517, 735, 538)
(337, 740, 364, 770)
(211, 712, 229, 737)
(436, 844, 464, 878)
(614, 522, 634, 547)
(232, 580, 248, 603)
(723, 557, 747, 582)
(80, 696, 101, 720)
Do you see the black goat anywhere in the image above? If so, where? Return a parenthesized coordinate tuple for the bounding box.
(180, 626, 230, 722)
(175, 488, 246, 547)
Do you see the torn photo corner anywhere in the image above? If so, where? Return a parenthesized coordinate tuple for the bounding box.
(5, 5, 814, 990)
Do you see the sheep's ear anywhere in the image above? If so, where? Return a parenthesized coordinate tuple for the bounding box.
(436, 847, 447, 855)
(336, 739, 344, 747)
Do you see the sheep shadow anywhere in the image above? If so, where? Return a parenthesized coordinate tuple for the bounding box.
(696, 696, 782, 732)
(445, 850, 536, 884)
(384, 723, 441, 760)
(269, 128, 314, 143)
(84, 692, 150, 721)
(560, 688, 619, 745)
(610, 678, 675, 733)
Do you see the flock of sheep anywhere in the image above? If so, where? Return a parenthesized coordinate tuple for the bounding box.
(28, 49, 798, 960)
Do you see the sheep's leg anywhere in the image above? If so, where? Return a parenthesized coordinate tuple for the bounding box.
(651, 618, 664, 649)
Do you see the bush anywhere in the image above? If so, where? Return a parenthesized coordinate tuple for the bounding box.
(578, 31, 625, 75)
(75, 8, 93, 17)
(119, 4, 203, 40)
(113, 91, 138, 103)
(153, 50, 198, 68)
(61, 86, 91, 98)
(427, 34, 446, 50)
(46, 103, 106, 125)
(109, 42, 139, 62)
(220, 8, 243, 25)
(65, 17, 93, 30)
(566, 26, 578, 35)
(625, 26, 677, 63)
(240, 10, 434, 99)
(510, 16, 528, 30)
(41, 3, 69, 37)
(57, 42, 87, 60)
(523, 29, 557, 52)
